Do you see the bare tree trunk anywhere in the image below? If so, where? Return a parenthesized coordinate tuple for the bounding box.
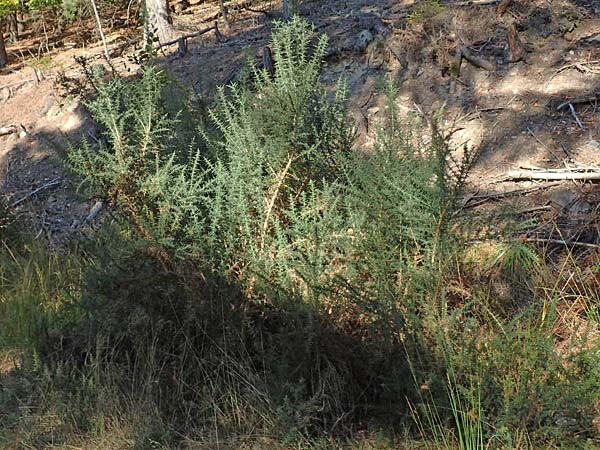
(0, 23, 8, 68)
(89, 0, 114, 70)
(143, 0, 175, 48)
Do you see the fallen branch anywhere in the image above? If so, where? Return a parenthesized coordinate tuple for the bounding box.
(556, 94, 599, 110)
(503, 168, 600, 181)
(242, 3, 274, 16)
(0, 125, 17, 136)
(507, 23, 526, 63)
(85, 200, 104, 222)
(11, 178, 61, 207)
(90, 0, 114, 71)
(445, 0, 500, 6)
(522, 237, 599, 249)
(526, 126, 561, 159)
(460, 46, 496, 71)
(0, 79, 35, 91)
(462, 182, 561, 208)
(568, 103, 584, 129)
(556, 60, 600, 75)
(458, 106, 506, 122)
(519, 204, 552, 214)
(156, 24, 217, 49)
(496, 0, 512, 14)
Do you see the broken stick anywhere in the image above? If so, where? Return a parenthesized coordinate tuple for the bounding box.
(497, 0, 512, 14)
(522, 237, 599, 249)
(459, 46, 496, 72)
(556, 94, 599, 110)
(0, 125, 17, 136)
(503, 168, 600, 181)
(11, 178, 61, 207)
(156, 24, 217, 49)
(568, 103, 584, 129)
(507, 24, 525, 63)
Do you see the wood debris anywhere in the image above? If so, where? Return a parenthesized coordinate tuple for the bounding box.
(503, 167, 600, 182)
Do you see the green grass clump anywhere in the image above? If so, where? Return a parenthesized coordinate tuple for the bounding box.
(407, 0, 446, 25)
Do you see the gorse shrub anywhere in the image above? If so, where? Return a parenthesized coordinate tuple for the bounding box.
(68, 67, 206, 251)
(68, 8, 474, 384)
(194, 17, 355, 272)
(64, 16, 479, 436)
(70, 16, 476, 345)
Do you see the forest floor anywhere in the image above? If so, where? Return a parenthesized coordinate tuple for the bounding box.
(0, 0, 600, 249)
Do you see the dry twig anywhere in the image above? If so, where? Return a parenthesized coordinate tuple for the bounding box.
(556, 94, 599, 110)
(459, 46, 496, 71)
(568, 103, 584, 129)
(462, 182, 561, 208)
(157, 24, 217, 49)
(11, 178, 61, 207)
(0, 125, 17, 136)
(522, 237, 599, 249)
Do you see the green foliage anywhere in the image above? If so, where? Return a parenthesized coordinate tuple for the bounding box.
(0, 0, 18, 18)
(480, 304, 600, 443)
(25, 0, 60, 10)
(68, 66, 203, 251)
(407, 0, 446, 25)
(410, 369, 484, 450)
(68, 19, 475, 372)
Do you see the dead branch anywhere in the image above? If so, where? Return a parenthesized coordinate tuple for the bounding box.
(507, 23, 525, 63)
(89, 0, 114, 71)
(525, 126, 561, 160)
(214, 21, 226, 43)
(0, 79, 35, 91)
(0, 125, 17, 136)
(85, 200, 104, 222)
(219, 0, 230, 32)
(556, 94, 599, 110)
(568, 103, 584, 129)
(460, 46, 496, 71)
(448, 0, 500, 6)
(462, 182, 561, 208)
(496, 0, 512, 14)
(242, 3, 273, 16)
(262, 46, 274, 77)
(556, 61, 600, 75)
(156, 24, 217, 49)
(450, 46, 462, 77)
(522, 237, 599, 249)
(458, 107, 506, 122)
(11, 178, 61, 207)
(518, 205, 552, 214)
(503, 168, 600, 181)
